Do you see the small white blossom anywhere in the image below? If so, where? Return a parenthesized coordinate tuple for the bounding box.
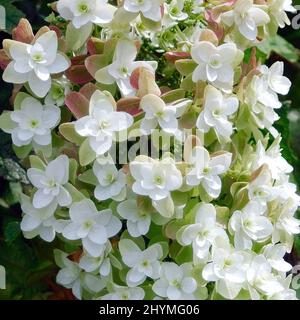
(251, 139, 293, 180)
(186, 146, 232, 198)
(20, 194, 58, 242)
(202, 244, 249, 299)
(117, 198, 152, 237)
(259, 61, 291, 96)
(95, 40, 157, 97)
(56, 252, 105, 299)
(123, 0, 164, 22)
(79, 242, 112, 277)
(75, 90, 133, 155)
(93, 160, 126, 201)
(130, 156, 182, 201)
(153, 262, 197, 300)
(3, 31, 70, 98)
(163, 0, 188, 27)
(196, 85, 239, 141)
(62, 199, 122, 257)
(140, 94, 191, 134)
(177, 203, 228, 261)
(27, 155, 72, 209)
(221, 0, 270, 40)
(271, 199, 300, 253)
(119, 239, 163, 287)
(45, 76, 71, 107)
(57, 0, 116, 29)
(2, 96, 60, 148)
(191, 41, 242, 90)
(101, 284, 145, 300)
(269, 0, 296, 28)
(263, 244, 292, 272)
(246, 255, 285, 299)
(229, 201, 273, 250)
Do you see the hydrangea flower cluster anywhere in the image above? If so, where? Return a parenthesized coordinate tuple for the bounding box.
(0, 0, 299, 300)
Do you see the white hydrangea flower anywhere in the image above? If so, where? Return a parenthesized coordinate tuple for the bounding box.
(93, 160, 126, 202)
(130, 156, 182, 201)
(3, 31, 70, 98)
(245, 75, 280, 132)
(191, 41, 241, 90)
(267, 275, 297, 300)
(251, 139, 293, 180)
(62, 199, 122, 257)
(20, 194, 58, 242)
(271, 199, 300, 253)
(177, 203, 228, 261)
(45, 76, 71, 107)
(221, 0, 270, 40)
(119, 239, 163, 287)
(123, 0, 164, 22)
(101, 284, 145, 300)
(269, 0, 296, 28)
(140, 94, 191, 134)
(57, 0, 116, 29)
(185, 146, 232, 198)
(196, 85, 239, 141)
(191, 0, 204, 14)
(202, 243, 249, 299)
(27, 155, 72, 209)
(229, 201, 273, 250)
(117, 198, 152, 237)
(163, 0, 188, 27)
(262, 244, 292, 272)
(2, 96, 60, 148)
(259, 61, 291, 96)
(74, 90, 133, 155)
(246, 255, 285, 299)
(153, 262, 197, 300)
(95, 40, 158, 97)
(56, 252, 105, 299)
(247, 167, 273, 206)
(79, 242, 112, 277)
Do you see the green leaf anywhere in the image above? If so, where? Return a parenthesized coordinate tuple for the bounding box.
(64, 183, 86, 202)
(257, 35, 299, 63)
(4, 221, 21, 244)
(59, 123, 85, 146)
(79, 138, 96, 166)
(66, 22, 93, 51)
(13, 144, 32, 159)
(78, 169, 98, 186)
(69, 158, 78, 185)
(0, 0, 25, 33)
(29, 155, 45, 170)
(0, 111, 15, 132)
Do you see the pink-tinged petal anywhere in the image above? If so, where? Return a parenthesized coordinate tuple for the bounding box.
(130, 68, 141, 90)
(65, 92, 89, 119)
(117, 97, 142, 116)
(48, 25, 62, 39)
(85, 54, 108, 78)
(12, 19, 34, 44)
(164, 52, 191, 63)
(79, 83, 98, 100)
(65, 65, 94, 85)
(0, 49, 11, 70)
(71, 55, 88, 66)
